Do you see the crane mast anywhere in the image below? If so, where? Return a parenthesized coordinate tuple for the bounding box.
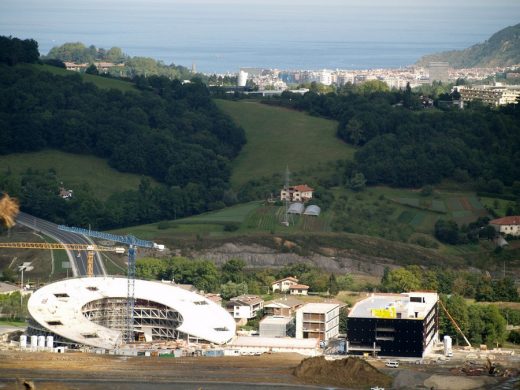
(58, 225, 164, 343)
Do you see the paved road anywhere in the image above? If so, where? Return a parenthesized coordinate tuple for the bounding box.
(16, 211, 106, 277)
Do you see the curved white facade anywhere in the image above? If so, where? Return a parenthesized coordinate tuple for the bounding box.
(28, 277, 235, 349)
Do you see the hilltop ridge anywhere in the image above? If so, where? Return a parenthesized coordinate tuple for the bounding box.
(416, 23, 520, 68)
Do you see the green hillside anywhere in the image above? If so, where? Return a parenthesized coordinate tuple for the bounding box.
(416, 23, 520, 68)
(0, 150, 154, 200)
(215, 100, 355, 188)
(27, 64, 136, 92)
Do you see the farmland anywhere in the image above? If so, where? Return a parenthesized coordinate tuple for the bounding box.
(120, 185, 491, 247)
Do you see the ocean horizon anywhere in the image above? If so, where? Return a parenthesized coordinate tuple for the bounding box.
(1, 0, 519, 73)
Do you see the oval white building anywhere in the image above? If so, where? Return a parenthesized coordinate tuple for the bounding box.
(28, 277, 236, 349)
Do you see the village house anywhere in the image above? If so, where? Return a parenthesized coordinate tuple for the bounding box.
(226, 295, 264, 325)
(490, 216, 520, 237)
(289, 284, 310, 296)
(264, 296, 304, 317)
(271, 276, 299, 293)
(280, 184, 314, 202)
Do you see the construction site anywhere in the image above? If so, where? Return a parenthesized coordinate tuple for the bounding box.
(1, 194, 520, 389)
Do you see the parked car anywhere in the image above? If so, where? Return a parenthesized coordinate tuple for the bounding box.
(385, 360, 399, 368)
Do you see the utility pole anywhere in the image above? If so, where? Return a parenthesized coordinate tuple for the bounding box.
(282, 166, 290, 227)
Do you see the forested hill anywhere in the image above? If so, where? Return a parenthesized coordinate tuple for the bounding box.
(0, 36, 246, 229)
(416, 23, 520, 68)
(266, 86, 520, 191)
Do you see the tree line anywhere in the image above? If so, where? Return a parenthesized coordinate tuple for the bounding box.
(0, 36, 39, 66)
(380, 265, 519, 302)
(43, 42, 195, 80)
(136, 257, 352, 298)
(264, 87, 520, 191)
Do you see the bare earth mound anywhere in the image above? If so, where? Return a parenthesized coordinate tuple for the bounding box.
(293, 356, 392, 388)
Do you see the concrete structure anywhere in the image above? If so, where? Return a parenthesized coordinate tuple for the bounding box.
(27, 277, 236, 349)
(280, 184, 314, 203)
(289, 284, 309, 296)
(346, 292, 438, 358)
(271, 277, 299, 293)
(296, 303, 340, 342)
(264, 297, 304, 317)
(259, 316, 295, 338)
(490, 216, 520, 237)
(428, 62, 449, 83)
(226, 295, 264, 324)
(458, 85, 520, 106)
(229, 336, 320, 356)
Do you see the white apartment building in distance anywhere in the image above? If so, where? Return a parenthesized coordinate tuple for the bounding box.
(458, 84, 520, 106)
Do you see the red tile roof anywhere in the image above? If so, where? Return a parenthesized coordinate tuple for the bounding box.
(290, 284, 310, 290)
(490, 216, 520, 226)
(293, 184, 314, 192)
(272, 276, 299, 284)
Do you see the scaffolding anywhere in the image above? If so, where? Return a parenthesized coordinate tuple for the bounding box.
(82, 298, 184, 341)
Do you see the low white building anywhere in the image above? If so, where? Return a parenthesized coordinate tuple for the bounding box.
(289, 284, 309, 296)
(229, 336, 320, 356)
(490, 216, 520, 237)
(296, 303, 340, 342)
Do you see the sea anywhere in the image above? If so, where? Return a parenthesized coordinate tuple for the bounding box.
(1, 0, 519, 74)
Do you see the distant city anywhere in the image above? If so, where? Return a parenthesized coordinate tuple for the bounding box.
(230, 62, 519, 91)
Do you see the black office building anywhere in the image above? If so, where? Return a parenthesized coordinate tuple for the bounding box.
(346, 292, 438, 358)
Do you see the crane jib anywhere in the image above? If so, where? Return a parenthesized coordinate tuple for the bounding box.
(57, 225, 154, 248)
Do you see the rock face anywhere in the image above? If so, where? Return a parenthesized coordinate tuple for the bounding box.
(293, 356, 392, 388)
(191, 242, 395, 276)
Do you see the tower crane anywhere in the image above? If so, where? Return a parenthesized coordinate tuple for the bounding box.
(0, 242, 125, 277)
(57, 225, 165, 343)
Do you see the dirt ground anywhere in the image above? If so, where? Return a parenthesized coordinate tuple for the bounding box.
(0, 351, 518, 390)
(0, 351, 313, 390)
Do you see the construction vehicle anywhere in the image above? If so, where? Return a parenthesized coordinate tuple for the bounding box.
(0, 242, 125, 277)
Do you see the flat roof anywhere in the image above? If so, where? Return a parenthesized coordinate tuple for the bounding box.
(299, 303, 340, 314)
(260, 316, 293, 325)
(348, 292, 438, 320)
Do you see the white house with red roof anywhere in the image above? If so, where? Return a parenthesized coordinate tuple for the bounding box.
(289, 284, 310, 296)
(490, 216, 520, 237)
(280, 184, 314, 202)
(271, 276, 300, 293)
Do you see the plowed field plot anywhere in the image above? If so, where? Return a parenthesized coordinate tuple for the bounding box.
(446, 198, 464, 211)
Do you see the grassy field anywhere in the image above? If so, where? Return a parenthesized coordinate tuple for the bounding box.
(215, 99, 356, 189)
(0, 150, 154, 200)
(28, 64, 136, 92)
